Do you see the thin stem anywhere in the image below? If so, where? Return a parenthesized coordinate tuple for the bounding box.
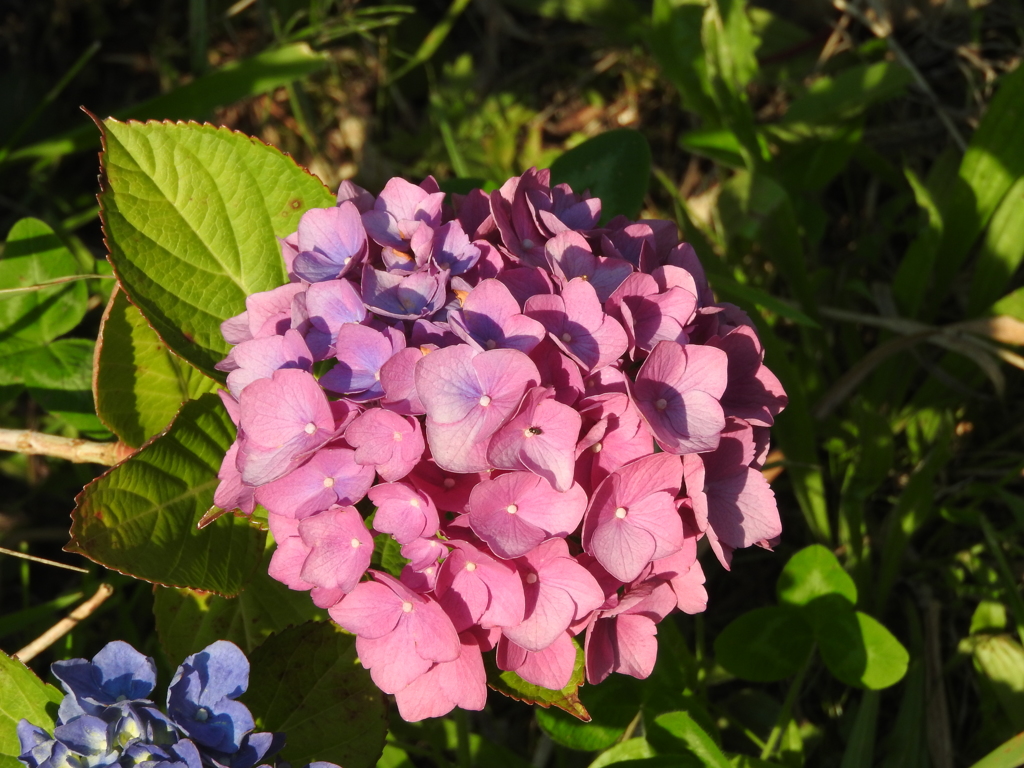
(0, 274, 114, 296)
(832, 0, 967, 151)
(0, 429, 132, 466)
(15, 583, 114, 662)
(760, 651, 813, 761)
(0, 546, 89, 574)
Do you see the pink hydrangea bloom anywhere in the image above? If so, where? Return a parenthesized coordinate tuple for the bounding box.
(215, 168, 788, 721)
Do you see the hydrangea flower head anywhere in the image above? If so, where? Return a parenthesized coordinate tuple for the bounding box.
(210, 168, 788, 722)
(17, 640, 337, 768)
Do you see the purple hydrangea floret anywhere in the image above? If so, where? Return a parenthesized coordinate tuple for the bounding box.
(210, 167, 789, 722)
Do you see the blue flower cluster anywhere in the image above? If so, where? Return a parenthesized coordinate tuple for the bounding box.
(17, 640, 336, 768)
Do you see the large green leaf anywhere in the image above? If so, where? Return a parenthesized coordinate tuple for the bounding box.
(930, 65, 1024, 314)
(967, 174, 1024, 315)
(243, 622, 387, 768)
(537, 672, 644, 751)
(0, 218, 89, 385)
(649, 0, 718, 123)
(23, 339, 108, 437)
(969, 730, 1024, 768)
(9, 44, 329, 163)
(810, 596, 909, 690)
(0, 650, 64, 768)
(589, 738, 657, 768)
(550, 130, 652, 223)
(98, 117, 335, 376)
(67, 392, 265, 596)
(714, 606, 814, 682)
(95, 288, 219, 448)
(486, 637, 590, 720)
(780, 62, 911, 125)
(647, 711, 731, 768)
(777, 544, 857, 608)
(153, 544, 327, 667)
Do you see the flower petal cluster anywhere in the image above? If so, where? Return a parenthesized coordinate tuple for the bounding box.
(213, 169, 788, 720)
(17, 641, 333, 768)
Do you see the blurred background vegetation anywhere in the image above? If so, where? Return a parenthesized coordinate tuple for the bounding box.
(1, 0, 1024, 766)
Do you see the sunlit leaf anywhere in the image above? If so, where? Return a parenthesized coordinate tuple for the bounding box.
(68, 393, 265, 596)
(0, 650, 64, 768)
(486, 638, 589, 721)
(777, 544, 858, 607)
(95, 288, 219, 448)
(99, 117, 335, 376)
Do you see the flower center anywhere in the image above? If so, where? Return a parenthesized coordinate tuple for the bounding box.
(465, 562, 477, 572)
(323, 477, 335, 488)
(194, 707, 210, 722)
(402, 601, 414, 613)
(425, 567, 434, 575)
(443, 478, 456, 489)
(526, 573, 538, 584)
(485, 339, 497, 350)
(393, 431, 403, 441)
(350, 538, 361, 548)
(522, 238, 535, 249)
(561, 332, 572, 343)
(507, 504, 518, 515)
(614, 506, 628, 519)
(374, 370, 381, 380)
(479, 395, 492, 407)
(410, 498, 420, 508)
(655, 398, 668, 411)
(304, 422, 317, 435)
(592, 442, 603, 453)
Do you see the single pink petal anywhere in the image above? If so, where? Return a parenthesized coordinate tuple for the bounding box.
(298, 506, 374, 593)
(369, 482, 439, 544)
(497, 632, 577, 690)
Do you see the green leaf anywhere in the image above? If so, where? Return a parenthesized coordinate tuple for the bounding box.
(22, 338, 108, 436)
(99, 117, 335, 376)
(971, 601, 1009, 636)
(370, 531, 410, 579)
(550, 130, 652, 223)
(893, 168, 944, 318)
(68, 392, 265, 596)
(95, 288, 219, 448)
(537, 673, 643, 751)
(968, 174, 1024, 315)
(781, 62, 912, 125)
(776, 544, 858, 607)
(537, 619, 695, 751)
(153, 544, 327, 667)
(0, 218, 88, 384)
(810, 596, 909, 690)
(714, 606, 814, 682)
(649, 0, 718, 123)
(930, 65, 1024, 314)
(0, 649, 64, 768)
(969, 730, 1024, 768)
(243, 622, 387, 768)
(968, 634, 1024, 727)
(9, 44, 329, 163)
(486, 637, 590, 721)
(679, 128, 745, 169)
(589, 738, 657, 768)
(839, 690, 880, 768)
(647, 711, 730, 768)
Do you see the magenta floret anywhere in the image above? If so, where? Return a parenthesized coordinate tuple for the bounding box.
(212, 168, 788, 721)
